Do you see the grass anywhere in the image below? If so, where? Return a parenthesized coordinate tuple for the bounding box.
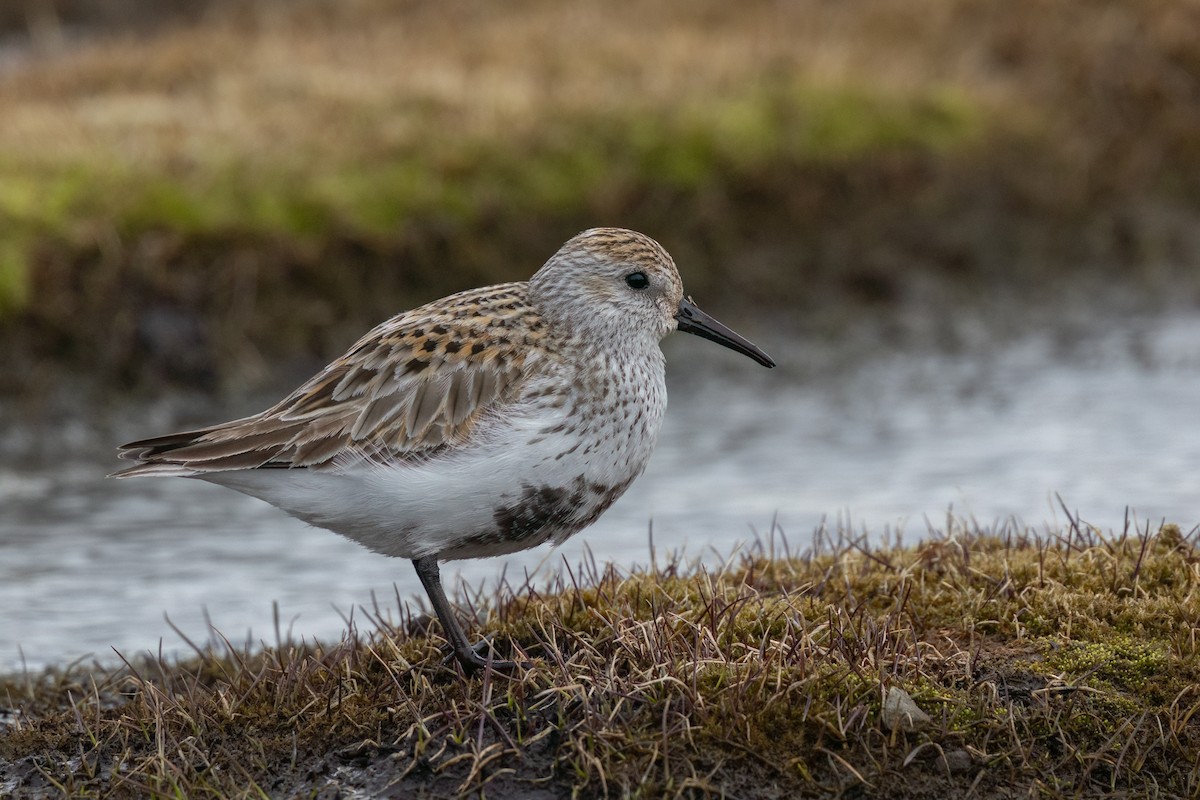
(3, 515, 1199, 798)
(0, 83, 979, 246)
(3, 0, 1200, 391)
(0, 0, 993, 300)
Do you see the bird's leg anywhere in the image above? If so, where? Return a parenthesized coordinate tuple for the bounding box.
(411, 556, 525, 674)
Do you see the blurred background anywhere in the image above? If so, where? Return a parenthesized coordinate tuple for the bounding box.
(2, 0, 1199, 671)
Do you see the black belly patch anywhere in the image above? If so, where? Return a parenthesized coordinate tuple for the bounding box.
(488, 474, 637, 545)
(492, 481, 586, 540)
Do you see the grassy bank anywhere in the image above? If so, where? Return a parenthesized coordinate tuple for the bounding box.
(2, 519, 1198, 798)
(2, 0, 1199, 390)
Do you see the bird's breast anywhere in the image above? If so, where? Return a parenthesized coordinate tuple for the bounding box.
(436, 349, 666, 558)
(531, 347, 666, 479)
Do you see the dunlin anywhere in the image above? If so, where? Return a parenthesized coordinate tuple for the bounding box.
(113, 228, 775, 672)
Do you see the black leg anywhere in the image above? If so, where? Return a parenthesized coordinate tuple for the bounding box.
(411, 556, 526, 673)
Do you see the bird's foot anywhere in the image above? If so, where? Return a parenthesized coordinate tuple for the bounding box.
(442, 635, 532, 675)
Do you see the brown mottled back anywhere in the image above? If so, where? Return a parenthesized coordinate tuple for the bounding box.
(114, 283, 549, 473)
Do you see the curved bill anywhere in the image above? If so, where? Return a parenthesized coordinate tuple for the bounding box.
(675, 297, 776, 368)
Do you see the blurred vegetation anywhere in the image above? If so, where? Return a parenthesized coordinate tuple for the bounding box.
(3, 520, 1199, 797)
(1, 0, 1199, 390)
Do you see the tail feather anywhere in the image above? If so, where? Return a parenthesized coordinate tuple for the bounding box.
(111, 416, 282, 478)
(109, 461, 208, 478)
(117, 428, 218, 460)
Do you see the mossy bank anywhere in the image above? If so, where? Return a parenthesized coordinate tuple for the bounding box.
(3, 0, 1200, 391)
(2, 518, 1198, 798)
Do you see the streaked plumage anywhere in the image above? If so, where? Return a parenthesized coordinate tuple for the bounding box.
(113, 227, 775, 672)
(118, 282, 542, 473)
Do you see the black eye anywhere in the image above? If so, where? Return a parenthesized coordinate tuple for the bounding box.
(625, 271, 650, 290)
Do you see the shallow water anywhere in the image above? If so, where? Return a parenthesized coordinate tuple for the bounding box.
(3, 312, 1200, 672)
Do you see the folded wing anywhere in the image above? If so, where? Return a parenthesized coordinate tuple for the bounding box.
(113, 283, 544, 476)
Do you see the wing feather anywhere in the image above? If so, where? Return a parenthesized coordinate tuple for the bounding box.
(446, 369, 475, 425)
(406, 373, 450, 437)
(113, 282, 550, 476)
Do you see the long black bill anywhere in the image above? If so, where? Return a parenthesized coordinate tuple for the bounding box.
(675, 297, 776, 368)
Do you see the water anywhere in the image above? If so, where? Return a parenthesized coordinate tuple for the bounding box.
(3, 312, 1200, 672)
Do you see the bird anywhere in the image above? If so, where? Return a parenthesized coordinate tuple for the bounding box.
(112, 228, 776, 672)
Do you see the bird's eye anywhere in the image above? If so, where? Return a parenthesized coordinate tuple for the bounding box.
(625, 271, 650, 290)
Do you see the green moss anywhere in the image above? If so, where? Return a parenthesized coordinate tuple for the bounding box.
(1039, 636, 1173, 701)
(1048, 637, 1167, 683)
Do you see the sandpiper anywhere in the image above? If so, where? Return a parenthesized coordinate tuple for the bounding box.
(113, 228, 775, 672)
